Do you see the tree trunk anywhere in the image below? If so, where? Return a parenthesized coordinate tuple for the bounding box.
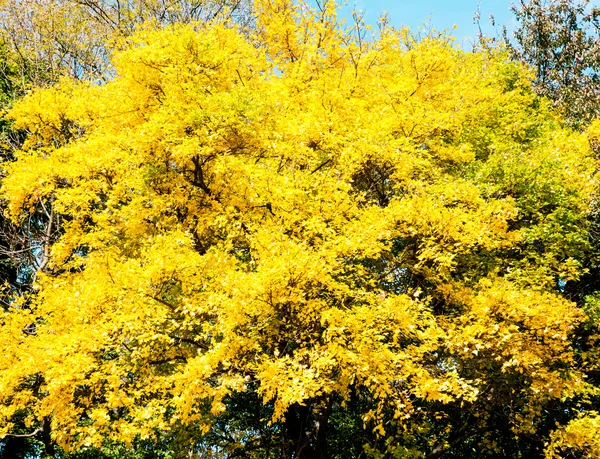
(314, 396, 333, 459)
(283, 397, 333, 459)
(41, 417, 55, 457)
(284, 403, 315, 458)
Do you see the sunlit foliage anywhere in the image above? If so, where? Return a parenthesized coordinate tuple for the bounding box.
(0, 1, 597, 457)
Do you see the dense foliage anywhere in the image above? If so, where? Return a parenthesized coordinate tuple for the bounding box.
(0, 1, 599, 458)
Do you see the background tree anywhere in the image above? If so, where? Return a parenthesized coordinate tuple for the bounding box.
(504, 0, 600, 129)
(0, 0, 252, 87)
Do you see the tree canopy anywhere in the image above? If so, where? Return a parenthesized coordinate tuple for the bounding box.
(0, 1, 599, 458)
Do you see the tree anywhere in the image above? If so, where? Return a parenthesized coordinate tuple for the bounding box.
(504, 0, 600, 128)
(503, 5, 600, 456)
(0, 1, 597, 457)
(0, 2, 252, 457)
(0, 0, 252, 91)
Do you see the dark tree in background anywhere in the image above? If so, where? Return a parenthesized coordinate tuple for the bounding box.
(504, 0, 600, 128)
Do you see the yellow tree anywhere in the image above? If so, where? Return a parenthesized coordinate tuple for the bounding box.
(0, 1, 597, 457)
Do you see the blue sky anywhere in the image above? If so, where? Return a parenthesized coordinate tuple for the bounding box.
(337, 1, 514, 47)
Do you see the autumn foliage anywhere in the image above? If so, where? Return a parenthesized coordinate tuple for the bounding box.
(0, 1, 599, 458)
